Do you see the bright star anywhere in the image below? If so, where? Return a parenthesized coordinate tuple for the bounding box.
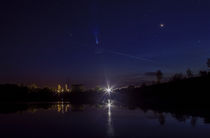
(160, 23, 165, 28)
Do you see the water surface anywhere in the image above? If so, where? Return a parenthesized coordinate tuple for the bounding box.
(0, 102, 210, 138)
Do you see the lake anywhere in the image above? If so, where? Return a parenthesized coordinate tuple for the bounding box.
(0, 101, 210, 138)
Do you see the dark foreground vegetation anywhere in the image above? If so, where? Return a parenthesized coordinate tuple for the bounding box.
(0, 84, 103, 104)
(115, 72, 210, 123)
(119, 73, 210, 106)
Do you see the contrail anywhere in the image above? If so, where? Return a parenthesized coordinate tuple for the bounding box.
(106, 50, 155, 63)
(105, 49, 172, 71)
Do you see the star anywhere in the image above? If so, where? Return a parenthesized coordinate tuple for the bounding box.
(160, 23, 165, 28)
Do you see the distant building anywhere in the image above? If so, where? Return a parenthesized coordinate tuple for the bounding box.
(71, 84, 84, 92)
(57, 84, 63, 93)
(56, 84, 71, 93)
(65, 84, 70, 92)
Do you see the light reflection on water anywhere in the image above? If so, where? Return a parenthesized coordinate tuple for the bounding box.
(56, 101, 71, 113)
(107, 99, 114, 137)
(53, 99, 115, 137)
(0, 102, 210, 137)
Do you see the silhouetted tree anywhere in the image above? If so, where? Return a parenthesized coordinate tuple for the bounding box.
(186, 69, 193, 78)
(171, 73, 183, 81)
(156, 70, 163, 83)
(141, 83, 147, 88)
(191, 117, 197, 127)
(207, 58, 210, 72)
(158, 113, 165, 125)
(199, 70, 208, 77)
(204, 118, 210, 124)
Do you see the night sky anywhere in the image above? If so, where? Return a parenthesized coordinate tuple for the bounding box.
(1, 0, 210, 87)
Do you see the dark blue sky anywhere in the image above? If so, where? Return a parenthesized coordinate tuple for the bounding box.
(1, 0, 210, 87)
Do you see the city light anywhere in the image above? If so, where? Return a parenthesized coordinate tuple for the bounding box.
(105, 87, 112, 94)
(104, 84, 114, 95)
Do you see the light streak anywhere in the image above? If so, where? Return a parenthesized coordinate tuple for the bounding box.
(107, 50, 154, 63)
